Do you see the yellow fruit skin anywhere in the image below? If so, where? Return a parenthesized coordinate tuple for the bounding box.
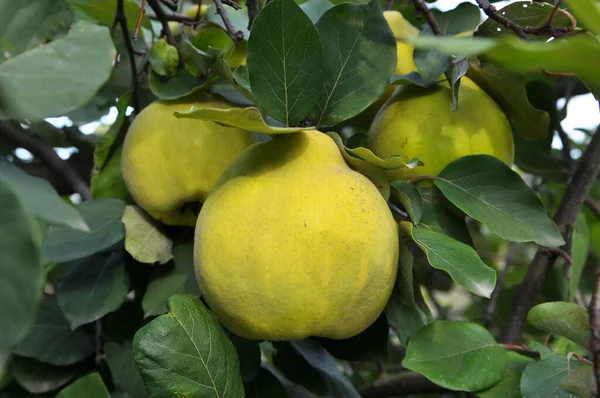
(367, 77, 514, 182)
(121, 96, 255, 226)
(194, 131, 399, 341)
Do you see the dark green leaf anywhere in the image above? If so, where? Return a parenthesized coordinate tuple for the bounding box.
(413, 47, 450, 83)
(133, 294, 244, 398)
(0, 22, 115, 120)
(247, 0, 324, 126)
(571, 213, 590, 301)
(419, 186, 473, 246)
(435, 155, 564, 247)
(446, 55, 469, 112)
(315, 1, 397, 127)
(91, 145, 133, 203)
(14, 296, 94, 366)
(122, 206, 173, 265)
(521, 355, 580, 398)
(559, 362, 596, 398)
(104, 342, 147, 398)
(0, 179, 44, 375)
(390, 71, 440, 88)
(391, 181, 423, 224)
(402, 321, 507, 391)
(42, 198, 126, 264)
(141, 242, 201, 318)
(0, 159, 89, 231)
(527, 302, 590, 348)
(11, 356, 76, 394)
(56, 373, 109, 398)
(148, 69, 211, 100)
(57, 252, 129, 329)
(300, 0, 334, 23)
(245, 367, 288, 398)
(413, 227, 496, 297)
(431, 3, 481, 36)
(477, 352, 533, 398)
(232, 66, 251, 92)
(66, 0, 151, 31)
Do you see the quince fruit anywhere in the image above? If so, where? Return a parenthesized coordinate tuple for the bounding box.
(367, 77, 514, 182)
(194, 131, 399, 340)
(121, 95, 255, 226)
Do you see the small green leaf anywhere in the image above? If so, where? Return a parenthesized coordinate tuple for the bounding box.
(104, 342, 147, 398)
(446, 55, 469, 112)
(521, 355, 580, 398)
(41, 199, 126, 264)
(133, 294, 244, 398)
(477, 352, 534, 398)
(66, 0, 152, 31)
(11, 356, 76, 394)
(402, 321, 507, 391)
(391, 181, 423, 224)
(0, 22, 115, 120)
(564, 0, 600, 35)
(149, 38, 179, 78)
(315, 0, 397, 127)
(0, 159, 89, 231)
(559, 362, 596, 398)
(247, 0, 324, 126)
(148, 68, 211, 100)
(571, 213, 590, 301)
(56, 373, 109, 398)
(0, 179, 44, 375)
(435, 155, 564, 247)
(122, 206, 173, 265)
(57, 252, 130, 329)
(413, 227, 496, 298)
(527, 302, 590, 348)
(175, 106, 312, 134)
(14, 296, 94, 366)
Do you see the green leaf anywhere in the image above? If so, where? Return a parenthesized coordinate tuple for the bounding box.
(133, 294, 244, 398)
(419, 186, 473, 246)
(175, 106, 312, 134)
(149, 38, 179, 78)
(91, 145, 133, 203)
(148, 68, 211, 100)
(413, 227, 496, 297)
(273, 340, 360, 398)
(391, 71, 440, 88)
(402, 321, 507, 391)
(385, 239, 433, 345)
(11, 356, 76, 394)
(521, 355, 580, 398)
(477, 352, 534, 398)
(247, 0, 324, 126)
(413, 47, 450, 83)
(315, 0, 397, 127)
(0, 0, 73, 61)
(466, 60, 550, 141)
(571, 213, 590, 301)
(141, 243, 202, 318)
(245, 367, 288, 398)
(0, 22, 115, 121)
(57, 252, 129, 329)
(0, 159, 89, 231)
(564, 0, 600, 35)
(559, 362, 596, 398)
(122, 206, 173, 265)
(104, 342, 147, 398)
(14, 296, 94, 366)
(435, 155, 564, 247)
(527, 302, 590, 348)
(56, 373, 109, 398)
(66, 0, 152, 31)
(391, 181, 423, 224)
(475, 1, 572, 38)
(42, 198, 126, 264)
(445, 55, 469, 112)
(300, 0, 334, 23)
(0, 179, 44, 375)
(431, 3, 481, 36)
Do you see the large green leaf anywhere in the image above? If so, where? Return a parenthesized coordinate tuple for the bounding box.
(564, 0, 600, 35)
(14, 296, 94, 366)
(57, 252, 129, 329)
(402, 321, 507, 391)
(56, 373, 110, 398)
(0, 22, 115, 120)
(133, 295, 244, 398)
(104, 342, 147, 398)
(11, 356, 76, 394)
(315, 1, 397, 127)
(477, 352, 533, 398)
(559, 362, 596, 398)
(0, 159, 89, 231)
(435, 155, 564, 247)
(67, 0, 152, 31)
(527, 302, 590, 348)
(42, 198, 126, 264)
(247, 0, 324, 126)
(412, 227, 496, 298)
(0, 179, 44, 375)
(122, 206, 173, 265)
(521, 355, 580, 398)
(418, 186, 473, 245)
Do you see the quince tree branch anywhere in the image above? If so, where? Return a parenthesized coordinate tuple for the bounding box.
(212, 0, 244, 44)
(589, 269, 600, 394)
(411, 0, 443, 36)
(112, 0, 141, 113)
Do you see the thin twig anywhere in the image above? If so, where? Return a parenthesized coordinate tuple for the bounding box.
(360, 371, 450, 398)
(544, 0, 563, 28)
(159, 0, 178, 11)
(147, 0, 175, 45)
(589, 272, 600, 396)
(195, 0, 203, 20)
(113, 0, 140, 113)
(212, 0, 244, 44)
(485, 242, 516, 328)
(247, 0, 260, 30)
(541, 246, 573, 266)
(500, 344, 542, 359)
(586, 196, 600, 219)
(412, 0, 443, 36)
(500, 126, 600, 344)
(476, 0, 528, 39)
(0, 122, 92, 200)
(133, 0, 147, 40)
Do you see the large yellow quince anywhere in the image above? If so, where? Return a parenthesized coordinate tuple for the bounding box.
(194, 130, 399, 340)
(367, 77, 514, 182)
(121, 95, 255, 226)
